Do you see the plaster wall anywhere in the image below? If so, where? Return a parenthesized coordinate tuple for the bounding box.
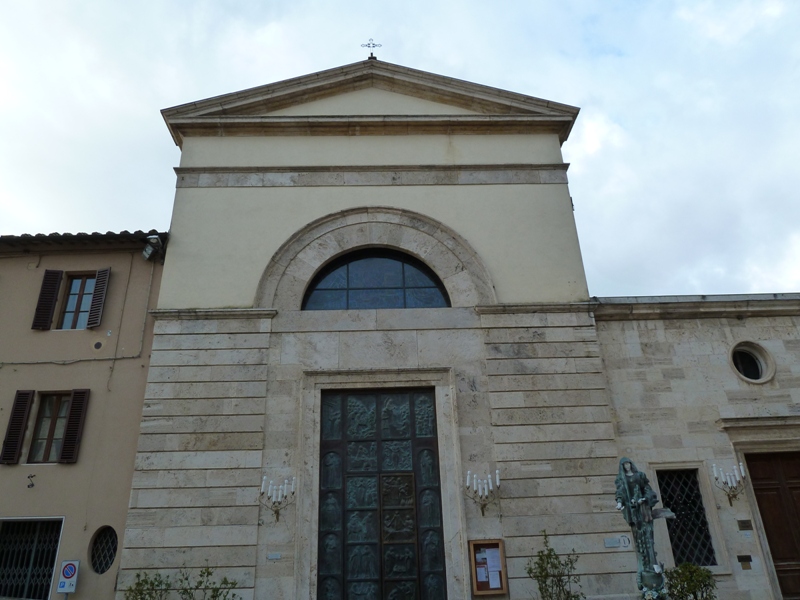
(177, 134, 565, 168)
(158, 184, 587, 309)
(0, 248, 162, 600)
(596, 312, 800, 600)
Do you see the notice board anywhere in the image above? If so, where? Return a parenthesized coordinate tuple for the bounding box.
(469, 539, 508, 595)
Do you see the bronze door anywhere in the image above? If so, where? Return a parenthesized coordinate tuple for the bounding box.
(747, 452, 800, 598)
(318, 389, 447, 600)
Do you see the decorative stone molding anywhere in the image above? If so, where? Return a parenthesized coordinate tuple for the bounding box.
(476, 302, 595, 314)
(594, 295, 800, 321)
(292, 367, 469, 600)
(254, 206, 497, 310)
(150, 308, 277, 320)
(174, 164, 568, 188)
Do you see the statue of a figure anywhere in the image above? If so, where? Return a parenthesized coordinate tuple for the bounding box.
(615, 458, 674, 598)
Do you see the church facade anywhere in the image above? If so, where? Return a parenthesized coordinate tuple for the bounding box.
(3, 59, 797, 600)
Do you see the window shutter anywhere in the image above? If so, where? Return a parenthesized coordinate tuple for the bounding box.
(31, 270, 63, 330)
(86, 267, 110, 329)
(0, 391, 35, 464)
(58, 389, 90, 463)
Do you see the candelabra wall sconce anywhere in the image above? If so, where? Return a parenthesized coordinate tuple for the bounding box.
(259, 475, 296, 522)
(712, 462, 746, 506)
(464, 469, 501, 516)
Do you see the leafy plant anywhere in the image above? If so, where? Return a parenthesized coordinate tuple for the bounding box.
(124, 565, 240, 600)
(525, 531, 586, 600)
(664, 563, 716, 600)
(175, 566, 241, 600)
(124, 571, 170, 600)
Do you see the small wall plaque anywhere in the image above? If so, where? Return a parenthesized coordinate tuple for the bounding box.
(604, 537, 621, 548)
(469, 539, 508, 596)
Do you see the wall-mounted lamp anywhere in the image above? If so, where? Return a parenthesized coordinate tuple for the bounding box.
(142, 234, 164, 262)
(464, 469, 501, 516)
(713, 462, 746, 506)
(27, 474, 35, 488)
(259, 475, 296, 522)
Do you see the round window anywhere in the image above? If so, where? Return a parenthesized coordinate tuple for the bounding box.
(90, 526, 118, 574)
(730, 342, 774, 383)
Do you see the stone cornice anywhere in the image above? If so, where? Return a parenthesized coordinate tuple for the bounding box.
(475, 303, 596, 314)
(165, 114, 574, 146)
(594, 297, 800, 321)
(150, 308, 277, 320)
(174, 164, 569, 188)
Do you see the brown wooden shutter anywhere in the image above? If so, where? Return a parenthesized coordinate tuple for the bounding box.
(86, 267, 110, 329)
(0, 391, 35, 464)
(31, 270, 63, 330)
(58, 389, 90, 463)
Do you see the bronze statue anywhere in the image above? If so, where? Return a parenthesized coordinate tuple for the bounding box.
(615, 457, 674, 598)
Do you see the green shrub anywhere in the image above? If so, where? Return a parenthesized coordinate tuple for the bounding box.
(525, 531, 585, 600)
(124, 566, 240, 600)
(124, 571, 170, 600)
(664, 563, 716, 600)
(175, 566, 240, 600)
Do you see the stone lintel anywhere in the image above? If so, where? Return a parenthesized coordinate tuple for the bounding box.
(718, 415, 800, 433)
(150, 308, 277, 320)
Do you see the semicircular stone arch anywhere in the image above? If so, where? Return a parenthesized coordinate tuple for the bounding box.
(255, 207, 497, 310)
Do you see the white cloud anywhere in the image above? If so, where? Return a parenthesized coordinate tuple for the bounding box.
(743, 233, 800, 293)
(676, 0, 785, 44)
(0, 0, 798, 297)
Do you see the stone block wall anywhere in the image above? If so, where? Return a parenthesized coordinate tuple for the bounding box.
(479, 308, 631, 599)
(118, 305, 657, 599)
(596, 306, 800, 600)
(118, 311, 274, 600)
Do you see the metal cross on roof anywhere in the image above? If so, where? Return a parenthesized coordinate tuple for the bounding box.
(361, 38, 381, 59)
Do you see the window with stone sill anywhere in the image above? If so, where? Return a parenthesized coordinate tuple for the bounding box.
(30, 268, 110, 330)
(0, 389, 90, 465)
(656, 469, 717, 567)
(302, 250, 450, 310)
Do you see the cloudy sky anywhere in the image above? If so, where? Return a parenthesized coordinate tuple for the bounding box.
(1, 1, 797, 297)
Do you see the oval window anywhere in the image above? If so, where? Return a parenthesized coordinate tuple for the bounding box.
(730, 342, 774, 383)
(90, 526, 118, 574)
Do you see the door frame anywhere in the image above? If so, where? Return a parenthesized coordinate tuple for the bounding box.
(720, 415, 800, 600)
(295, 367, 469, 600)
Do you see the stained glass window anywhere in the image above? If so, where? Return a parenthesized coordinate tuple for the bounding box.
(303, 251, 450, 310)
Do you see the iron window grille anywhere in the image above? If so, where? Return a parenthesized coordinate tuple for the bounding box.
(656, 469, 717, 566)
(0, 520, 62, 600)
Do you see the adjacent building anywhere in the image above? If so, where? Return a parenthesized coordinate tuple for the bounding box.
(0, 231, 165, 600)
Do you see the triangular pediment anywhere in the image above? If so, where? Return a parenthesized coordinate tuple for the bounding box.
(263, 88, 482, 117)
(162, 59, 579, 146)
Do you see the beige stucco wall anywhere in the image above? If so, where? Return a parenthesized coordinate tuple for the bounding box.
(0, 247, 162, 600)
(177, 134, 565, 168)
(159, 171, 587, 309)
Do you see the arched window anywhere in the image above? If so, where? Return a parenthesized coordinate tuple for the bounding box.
(302, 250, 450, 310)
